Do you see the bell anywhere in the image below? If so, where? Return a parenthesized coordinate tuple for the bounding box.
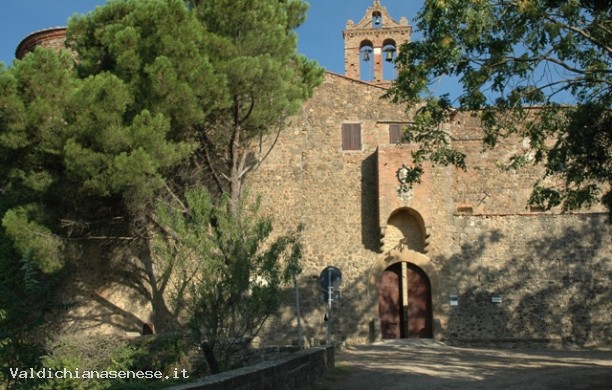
(374, 16, 381, 25)
(385, 50, 394, 62)
(363, 50, 371, 62)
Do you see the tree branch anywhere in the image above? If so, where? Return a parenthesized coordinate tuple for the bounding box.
(147, 212, 184, 243)
(163, 181, 189, 214)
(239, 94, 256, 124)
(543, 16, 612, 56)
(254, 114, 286, 170)
(198, 130, 226, 194)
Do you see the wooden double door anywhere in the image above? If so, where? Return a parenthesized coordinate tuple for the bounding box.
(379, 262, 433, 339)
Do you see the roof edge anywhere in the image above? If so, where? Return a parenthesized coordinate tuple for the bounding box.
(15, 27, 67, 60)
(325, 70, 392, 90)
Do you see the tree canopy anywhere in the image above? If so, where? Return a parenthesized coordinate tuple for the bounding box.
(388, 0, 611, 216)
(0, 0, 321, 376)
(0, 0, 321, 274)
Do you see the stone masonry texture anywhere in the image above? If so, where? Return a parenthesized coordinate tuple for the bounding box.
(248, 72, 611, 346)
(13, 2, 611, 348)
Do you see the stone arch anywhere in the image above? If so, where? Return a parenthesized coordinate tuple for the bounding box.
(382, 39, 397, 80)
(369, 248, 439, 298)
(371, 11, 382, 28)
(360, 39, 374, 50)
(359, 40, 375, 81)
(368, 248, 440, 340)
(382, 38, 397, 48)
(382, 207, 427, 253)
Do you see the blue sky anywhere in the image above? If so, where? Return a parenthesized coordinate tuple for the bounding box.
(0, 0, 422, 70)
(1, 1, 463, 96)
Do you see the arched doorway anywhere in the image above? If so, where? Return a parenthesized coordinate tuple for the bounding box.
(378, 262, 433, 339)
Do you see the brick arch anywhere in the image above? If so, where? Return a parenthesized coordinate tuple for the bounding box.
(382, 207, 428, 253)
(368, 248, 439, 298)
(382, 38, 397, 48)
(359, 39, 374, 50)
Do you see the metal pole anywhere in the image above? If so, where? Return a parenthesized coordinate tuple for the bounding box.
(327, 267, 332, 345)
(294, 273, 303, 349)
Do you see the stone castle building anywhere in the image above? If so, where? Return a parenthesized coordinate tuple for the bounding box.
(15, 1, 611, 346)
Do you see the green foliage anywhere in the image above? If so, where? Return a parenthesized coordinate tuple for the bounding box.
(388, 0, 611, 217)
(0, 2, 316, 380)
(0, 0, 321, 267)
(0, 249, 58, 389)
(66, 0, 224, 136)
(154, 189, 302, 372)
(0, 184, 62, 387)
(3, 334, 192, 390)
(0, 0, 212, 299)
(186, 0, 324, 211)
(2, 206, 64, 274)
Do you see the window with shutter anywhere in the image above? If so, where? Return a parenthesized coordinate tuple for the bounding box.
(389, 124, 405, 144)
(342, 123, 361, 150)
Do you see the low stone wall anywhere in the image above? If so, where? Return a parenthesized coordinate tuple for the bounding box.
(167, 346, 334, 390)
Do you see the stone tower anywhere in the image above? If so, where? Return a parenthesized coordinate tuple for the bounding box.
(15, 27, 67, 59)
(343, 0, 411, 85)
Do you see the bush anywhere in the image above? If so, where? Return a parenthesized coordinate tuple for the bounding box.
(5, 333, 193, 390)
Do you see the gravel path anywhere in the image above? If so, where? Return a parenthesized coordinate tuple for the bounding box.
(315, 340, 612, 390)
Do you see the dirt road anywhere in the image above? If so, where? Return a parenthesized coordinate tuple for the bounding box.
(316, 340, 612, 390)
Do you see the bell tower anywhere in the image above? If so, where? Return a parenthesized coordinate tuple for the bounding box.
(343, 0, 411, 86)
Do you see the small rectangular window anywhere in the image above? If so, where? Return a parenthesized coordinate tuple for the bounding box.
(389, 124, 405, 144)
(342, 123, 361, 150)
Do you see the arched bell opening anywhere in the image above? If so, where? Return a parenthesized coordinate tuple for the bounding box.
(359, 40, 374, 81)
(372, 11, 382, 28)
(382, 39, 397, 81)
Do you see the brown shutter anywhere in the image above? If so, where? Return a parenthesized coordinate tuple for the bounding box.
(389, 124, 401, 144)
(342, 124, 350, 150)
(342, 123, 361, 150)
(351, 124, 361, 150)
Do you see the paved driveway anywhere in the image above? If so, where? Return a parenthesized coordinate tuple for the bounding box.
(316, 340, 612, 390)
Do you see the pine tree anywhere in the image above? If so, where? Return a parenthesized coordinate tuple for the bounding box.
(0, 0, 322, 364)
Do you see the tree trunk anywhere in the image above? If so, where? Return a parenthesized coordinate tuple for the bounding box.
(202, 342, 220, 374)
(142, 228, 182, 332)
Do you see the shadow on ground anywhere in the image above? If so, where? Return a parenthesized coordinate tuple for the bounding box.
(314, 340, 612, 390)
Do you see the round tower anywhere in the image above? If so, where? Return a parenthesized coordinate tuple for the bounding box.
(15, 27, 67, 60)
(342, 0, 411, 86)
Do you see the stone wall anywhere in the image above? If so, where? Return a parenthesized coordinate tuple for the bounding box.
(249, 71, 611, 346)
(166, 346, 334, 390)
(16, 28, 68, 59)
(249, 72, 414, 344)
(441, 213, 611, 345)
(42, 70, 608, 347)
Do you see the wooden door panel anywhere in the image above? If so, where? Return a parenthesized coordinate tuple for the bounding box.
(406, 264, 432, 338)
(379, 265, 401, 339)
(379, 262, 432, 339)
